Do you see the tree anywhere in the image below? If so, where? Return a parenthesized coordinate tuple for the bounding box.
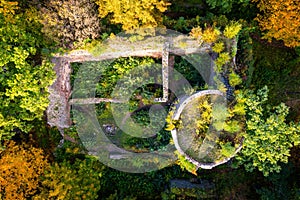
(0, 0, 54, 145)
(95, 0, 170, 31)
(205, 0, 250, 13)
(252, 0, 300, 47)
(236, 86, 300, 176)
(0, 141, 49, 200)
(34, 158, 104, 200)
(40, 0, 102, 48)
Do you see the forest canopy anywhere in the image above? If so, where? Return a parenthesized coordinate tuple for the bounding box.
(0, 0, 299, 199)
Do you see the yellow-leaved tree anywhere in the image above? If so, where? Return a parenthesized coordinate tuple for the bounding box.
(252, 0, 300, 47)
(95, 0, 170, 31)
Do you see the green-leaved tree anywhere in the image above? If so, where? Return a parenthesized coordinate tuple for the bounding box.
(237, 86, 300, 176)
(0, 0, 54, 146)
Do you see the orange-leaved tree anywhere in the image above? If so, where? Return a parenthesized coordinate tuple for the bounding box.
(252, 0, 300, 47)
(0, 141, 49, 200)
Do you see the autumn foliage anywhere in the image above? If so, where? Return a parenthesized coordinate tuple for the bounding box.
(253, 0, 300, 47)
(40, 0, 102, 48)
(95, 0, 170, 31)
(0, 141, 49, 200)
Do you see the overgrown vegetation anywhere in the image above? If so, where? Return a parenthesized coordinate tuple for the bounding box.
(0, 0, 299, 199)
